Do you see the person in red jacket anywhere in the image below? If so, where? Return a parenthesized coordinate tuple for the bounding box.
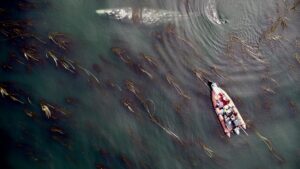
(216, 93, 230, 108)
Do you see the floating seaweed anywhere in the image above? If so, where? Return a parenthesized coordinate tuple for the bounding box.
(46, 50, 101, 86)
(132, 63, 153, 79)
(124, 80, 143, 100)
(0, 19, 46, 44)
(0, 84, 25, 104)
(287, 99, 299, 116)
(50, 126, 65, 136)
(279, 17, 288, 30)
(228, 35, 266, 63)
(123, 80, 182, 142)
(111, 47, 132, 64)
(166, 73, 191, 99)
(163, 24, 200, 56)
(152, 24, 199, 56)
(141, 53, 159, 68)
(78, 65, 101, 86)
(22, 46, 41, 63)
(40, 101, 69, 119)
(243, 44, 266, 63)
(266, 34, 283, 41)
(24, 109, 36, 118)
(0, 20, 31, 38)
(261, 74, 280, 87)
(173, 99, 191, 127)
(202, 144, 215, 158)
(255, 131, 285, 164)
(48, 32, 71, 50)
(261, 86, 276, 94)
(121, 97, 136, 114)
(124, 80, 147, 107)
(290, 0, 300, 10)
(210, 65, 230, 81)
(40, 103, 52, 118)
(60, 58, 77, 74)
(46, 51, 77, 74)
(50, 127, 71, 148)
(192, 139, 217, 159)
(261, 16, 288, 42)
(112, 48, 153, 79)
(0, 82, 33, 105)
(256, 131, 274, 152)
(142, 98, 182, 143)
(149, 116, 182, 142)
(192, 68, 211, 85)
(0, 86, 9, 97)
(46, 50, 59, 66)
(105, 80, 122, 91)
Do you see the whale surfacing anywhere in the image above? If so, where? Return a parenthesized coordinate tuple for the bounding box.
(96, 8, 184, 25)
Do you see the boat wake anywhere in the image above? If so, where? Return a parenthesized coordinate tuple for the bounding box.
(204, 0, 225, 25)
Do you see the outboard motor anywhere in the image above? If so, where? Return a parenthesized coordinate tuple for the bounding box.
(234, 127, 240, 135)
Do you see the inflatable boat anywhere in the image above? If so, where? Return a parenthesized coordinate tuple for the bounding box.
(210, 82, 246, 137)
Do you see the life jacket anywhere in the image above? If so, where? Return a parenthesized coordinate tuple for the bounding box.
(219, 93, 230, 106)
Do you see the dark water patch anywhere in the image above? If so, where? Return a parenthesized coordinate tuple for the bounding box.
(0, 129, 13, 169)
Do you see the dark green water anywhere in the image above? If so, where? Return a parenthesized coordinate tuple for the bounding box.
(0, 0, 299, 169)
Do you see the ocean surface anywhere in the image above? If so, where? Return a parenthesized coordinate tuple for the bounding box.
(0, 0, 299, 169)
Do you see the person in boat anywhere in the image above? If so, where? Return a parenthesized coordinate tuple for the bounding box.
(215, 93, 230, 109)
(217, 104, 232, 117)
(224, 115, 233, 130)
(230, 114, 235, 121)
(232, 115, 241, 127)
(223, 105, 237, 131)
(230, 111, 242, 135)
(227, 105, 235, 116)
(215, 95, 229, 117)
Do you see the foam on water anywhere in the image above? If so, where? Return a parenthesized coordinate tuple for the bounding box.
(204, 0, 225, 25)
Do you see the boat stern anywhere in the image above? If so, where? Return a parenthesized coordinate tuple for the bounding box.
(242, 124, 246, 129)
(234, 127, 240, 135)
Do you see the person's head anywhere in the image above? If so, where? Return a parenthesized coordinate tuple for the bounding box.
(227, 106, 233, 114)
(223, 105, 229, 112)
